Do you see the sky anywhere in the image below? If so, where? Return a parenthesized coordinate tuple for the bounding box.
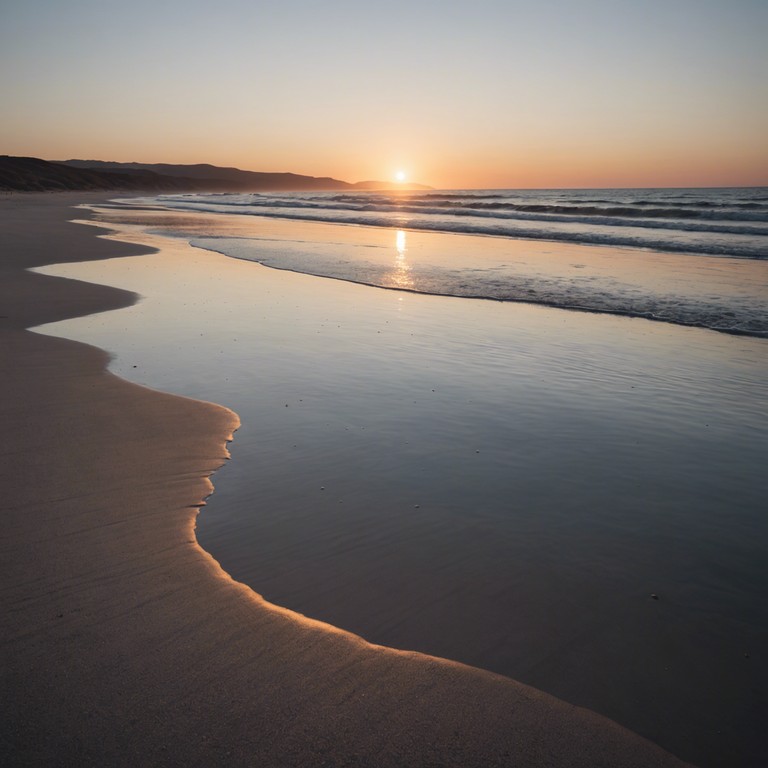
(1, 0, 766, 188)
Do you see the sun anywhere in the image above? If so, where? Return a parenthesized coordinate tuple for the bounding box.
(395, 170, 407, 183)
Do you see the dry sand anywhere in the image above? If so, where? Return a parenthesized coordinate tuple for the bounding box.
(1, 193, 694, 766)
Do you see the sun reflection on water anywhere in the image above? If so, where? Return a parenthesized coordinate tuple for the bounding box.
(390, 229, 414, 290)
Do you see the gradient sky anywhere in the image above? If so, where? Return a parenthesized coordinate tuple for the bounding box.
(1, 0, 766, 188)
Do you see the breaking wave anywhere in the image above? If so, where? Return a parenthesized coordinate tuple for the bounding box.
(155, 187, 768, 260)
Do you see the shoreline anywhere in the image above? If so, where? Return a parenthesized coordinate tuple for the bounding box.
(93, 197, 768, 340)
(139, 189, 768, 260)
(42, 204, 768, 767)
(1, 193, 694, 766)
(191, 240, 768, 340)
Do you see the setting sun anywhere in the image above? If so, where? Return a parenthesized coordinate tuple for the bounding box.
(395, 170, 407, 183)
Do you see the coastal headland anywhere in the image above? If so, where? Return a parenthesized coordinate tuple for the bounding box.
(0, 193, 694, 766)
(0, 156, 431, 192)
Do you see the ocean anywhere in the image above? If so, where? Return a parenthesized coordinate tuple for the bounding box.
(138, 187, 768, 337)
(36, 189, 768, 766)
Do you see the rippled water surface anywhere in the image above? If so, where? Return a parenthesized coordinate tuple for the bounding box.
(125, 187, 768, 337)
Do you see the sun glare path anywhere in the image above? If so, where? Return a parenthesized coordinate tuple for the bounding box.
(390, 229, 413, 290)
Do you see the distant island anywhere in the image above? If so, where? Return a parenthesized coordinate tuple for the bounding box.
(0, 156, 431, 193)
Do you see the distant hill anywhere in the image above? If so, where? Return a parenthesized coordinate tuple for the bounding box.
(0, 156, 432, 192)
(59, 160, 352, 191)
(60, 160, 432, 191)
(0, 156, 211, 192)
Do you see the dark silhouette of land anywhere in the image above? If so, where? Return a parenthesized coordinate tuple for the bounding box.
(0, 156, 431, 192)
(0, 156, 209, 192)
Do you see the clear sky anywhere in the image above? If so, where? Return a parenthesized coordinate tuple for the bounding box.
(1, 0, 766, 188)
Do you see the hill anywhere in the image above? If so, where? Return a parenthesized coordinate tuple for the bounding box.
(61, 160, 432, 191)
(0, 156, 433, 193)
(0, 156, 210, 192)
(59, 160, 353, 191)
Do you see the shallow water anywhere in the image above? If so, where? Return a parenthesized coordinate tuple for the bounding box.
(127, 187, 768, 338)
(146, 187, 768, 259)
(36, 210, 768, 767)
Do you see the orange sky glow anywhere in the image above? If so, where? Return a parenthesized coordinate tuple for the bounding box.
(1, 1, 766, 189)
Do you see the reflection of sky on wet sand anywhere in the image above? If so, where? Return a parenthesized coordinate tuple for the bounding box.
(38, 209, 768, 768)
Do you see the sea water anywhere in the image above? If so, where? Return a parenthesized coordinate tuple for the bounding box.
(39, 191, 768, 766)
(134, 187, 768, 337)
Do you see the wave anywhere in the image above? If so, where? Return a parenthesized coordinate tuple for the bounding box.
(157, 198, 768, 260)
(322, 197, 768, 219)
(159, 196, 768, 233)
(380, 200, 768, 222)
(571, 198, 768, 209)
(132, 189, 768, 338)
(189, 236, 768, 339)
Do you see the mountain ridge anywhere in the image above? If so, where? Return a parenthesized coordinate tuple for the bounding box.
(0, 156, 208, 192)
(58, 159, 432, 191)
(0, 156, 431, 192)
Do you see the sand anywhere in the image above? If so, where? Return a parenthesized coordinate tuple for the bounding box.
(0, 193, 694, 766)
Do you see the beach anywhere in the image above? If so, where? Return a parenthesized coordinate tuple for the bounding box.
(0, 193, 703, 766)
(31, 195, 768, 765)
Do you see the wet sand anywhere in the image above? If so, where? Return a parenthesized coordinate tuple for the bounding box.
(0, 193, 694, 766)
